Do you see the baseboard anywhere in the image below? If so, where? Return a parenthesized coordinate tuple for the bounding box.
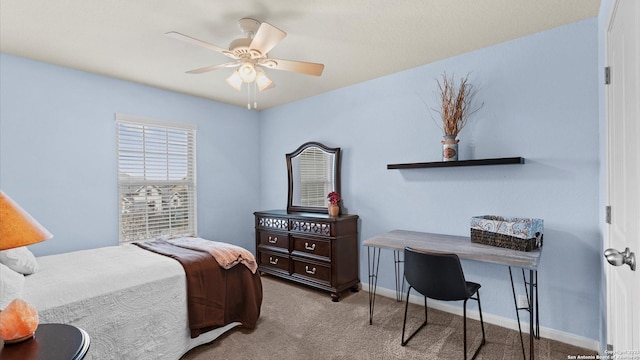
(361, 283, 600, 352)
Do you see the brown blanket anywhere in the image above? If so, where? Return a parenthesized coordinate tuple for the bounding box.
(134, 239, 262, 338)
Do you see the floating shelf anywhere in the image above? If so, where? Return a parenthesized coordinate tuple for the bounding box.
(387, 157, 524, 169)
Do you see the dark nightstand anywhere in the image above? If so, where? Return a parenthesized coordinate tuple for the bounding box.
(0, 323, 90, 360)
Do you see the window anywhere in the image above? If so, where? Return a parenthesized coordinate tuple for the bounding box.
(116, 114, 197, 242)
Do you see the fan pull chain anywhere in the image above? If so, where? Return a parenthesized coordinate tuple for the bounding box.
(245, 82, 258, 109)
(246, 83, 251, 109)
(245, 82, 259, 109)
(253, 82, 258, 109)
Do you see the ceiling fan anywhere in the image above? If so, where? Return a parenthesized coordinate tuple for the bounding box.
(166, 18, 325, 98)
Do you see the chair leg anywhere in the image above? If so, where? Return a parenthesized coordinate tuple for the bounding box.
(424, 293, 428, 324)
(477, 290, 486, 345)
(401, 286, 412, 346)
(466, 291, 487, 360)
(401, 286, 428, 346)
(464, 299, 468, 360)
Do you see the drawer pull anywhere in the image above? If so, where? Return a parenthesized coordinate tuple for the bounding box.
(304, 242, 316, 251)
(305, 266, 316, 275)
(269, 257, 279, 265)
(268, 236, 278, 244)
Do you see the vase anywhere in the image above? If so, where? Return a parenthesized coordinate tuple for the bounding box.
(328, 204, 340, 217)
(442, 135, 459, 161)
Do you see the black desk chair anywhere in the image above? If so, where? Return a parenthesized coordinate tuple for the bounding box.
(401, 247, 486, 360)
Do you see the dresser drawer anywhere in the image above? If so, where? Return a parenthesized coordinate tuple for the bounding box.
(292, 259, 331, 285)
(260, 252, 290, 272)
(256, 216, 289, 231)
(258, 231, 289, 250)
(292, 236, 331, 260)
(290, 219, 332, 237)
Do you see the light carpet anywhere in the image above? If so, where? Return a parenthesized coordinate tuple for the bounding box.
(182, 275, 597, 360)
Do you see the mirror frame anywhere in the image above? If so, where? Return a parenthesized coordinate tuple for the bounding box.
(286, 142, 341, 214)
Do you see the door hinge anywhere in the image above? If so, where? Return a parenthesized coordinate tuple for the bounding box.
(606, 206, 612, 224)
(605, 66, 611, 85)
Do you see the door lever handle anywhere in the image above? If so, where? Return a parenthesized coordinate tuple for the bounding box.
(604, 247, 636, 271)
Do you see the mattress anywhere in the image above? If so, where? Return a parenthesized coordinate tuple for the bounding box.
(21, 244, 239, 359)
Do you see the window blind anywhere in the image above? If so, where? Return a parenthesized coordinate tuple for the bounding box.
(116, 114, 197, 242)
(299, 147, 332, 207)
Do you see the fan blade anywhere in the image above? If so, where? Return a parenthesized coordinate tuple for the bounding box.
(186, 62, 240, 74)
(260, 81, 276, 91)
(262, 59, 324, 76)
(165, 31, 237, 59)
(250, 22, 286, 55)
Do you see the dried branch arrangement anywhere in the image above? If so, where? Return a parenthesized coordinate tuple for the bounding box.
(431, 72, 482, 136)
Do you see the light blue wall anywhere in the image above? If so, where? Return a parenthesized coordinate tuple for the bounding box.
(0, 54, 261, 256)
(259, 18, 600, 341)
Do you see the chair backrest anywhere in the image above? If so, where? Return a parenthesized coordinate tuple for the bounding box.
(404, 247, 471, 301)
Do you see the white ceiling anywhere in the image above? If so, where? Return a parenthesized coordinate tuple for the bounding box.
(0, 0, 600, 110)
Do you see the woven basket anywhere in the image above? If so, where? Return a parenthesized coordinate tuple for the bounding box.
(470, 215, 543, 252)
(470, 228, 542, 251)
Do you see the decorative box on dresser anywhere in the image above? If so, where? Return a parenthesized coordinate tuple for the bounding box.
(254, 210, 360, 301)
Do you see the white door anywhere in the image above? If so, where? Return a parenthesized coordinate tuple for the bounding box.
(605, 0, 640, 352)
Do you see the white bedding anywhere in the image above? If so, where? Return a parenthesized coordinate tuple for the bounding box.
(22, 244, 239, 360)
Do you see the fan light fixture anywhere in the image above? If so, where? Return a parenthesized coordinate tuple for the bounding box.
(227, 62, 273, 91)
(255, 68, 274, 91)
(225, 70, 243, 91)
(225, 62, 274, 109)
(238, 63, 257, 82)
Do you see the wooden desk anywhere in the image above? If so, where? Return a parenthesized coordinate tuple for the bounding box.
(364, 230, 541, 360)
(0, 323, 90, 360)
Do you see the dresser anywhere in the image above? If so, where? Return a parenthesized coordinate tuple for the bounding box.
(254, 210, 360, 301)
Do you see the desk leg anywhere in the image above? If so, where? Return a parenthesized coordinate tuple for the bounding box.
(529, 269, 535, 360)
(367, 246, 381, 325)
(393, 250, 405, 302)
(533, 270, 540, 340)
(509, 267, 539, 360)
(509, 266, 527, 360)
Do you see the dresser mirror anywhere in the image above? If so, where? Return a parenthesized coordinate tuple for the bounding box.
(287, 142, 341, 213)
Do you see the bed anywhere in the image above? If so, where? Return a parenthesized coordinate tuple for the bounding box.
(18, 241, 262, 359)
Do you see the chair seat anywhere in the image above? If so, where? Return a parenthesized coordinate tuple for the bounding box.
(466, 281, 481, 296)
